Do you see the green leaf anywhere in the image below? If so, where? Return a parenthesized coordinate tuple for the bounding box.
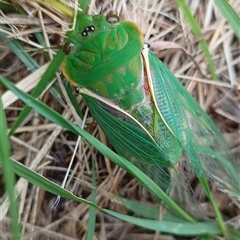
(0, 96, 21, 240)
(87, 156, 97, 240)
(213, 0, 240, 38)
(102, 209, 221, 236)
(0, 29, 39, 72)
(9, 50, 65, 135)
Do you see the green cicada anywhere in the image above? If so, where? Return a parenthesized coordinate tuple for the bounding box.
(62, 11, 239, 217)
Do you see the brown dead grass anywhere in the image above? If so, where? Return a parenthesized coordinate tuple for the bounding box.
(0, 0, 240, 239)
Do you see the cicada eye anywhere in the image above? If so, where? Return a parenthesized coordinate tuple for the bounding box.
(106, 11, 120, 23)
(63, 41, 74, 55)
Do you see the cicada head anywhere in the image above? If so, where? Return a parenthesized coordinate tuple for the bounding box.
(62, 11, 144, 102)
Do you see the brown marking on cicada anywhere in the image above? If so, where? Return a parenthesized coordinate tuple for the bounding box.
(116, 66, 126, 76)
(143, 74, 150, 94)
(104, 73, 113, 83)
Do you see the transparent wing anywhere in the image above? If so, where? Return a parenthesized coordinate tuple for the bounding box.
(144, 48, 240, 197)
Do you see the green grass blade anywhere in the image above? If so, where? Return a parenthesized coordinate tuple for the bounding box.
(87, 156, 97, 240)
(199, 177, 226, 233)
(213, 0, 240, 38)
(175, 0, 217, 80)
(114, 196, 191, 223)
(39, 0, 73, 17)
(64, 81, 84, 118)
(115, 196, 160, 220)
(9, 159, 101, 209)
(0, 96, 21, 240)
(9, 49, 65, 135)
(0, 29, 39, 72)
(103, 209, 221, 236)
(0, 2, 15, 11)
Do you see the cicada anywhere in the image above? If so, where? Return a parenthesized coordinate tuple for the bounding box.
(61, 11, 239, 218)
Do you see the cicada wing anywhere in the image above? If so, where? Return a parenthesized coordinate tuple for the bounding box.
(82, 91, 170, 189)
(81, 90, 205, 219)
(143, 48, 240, 197)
